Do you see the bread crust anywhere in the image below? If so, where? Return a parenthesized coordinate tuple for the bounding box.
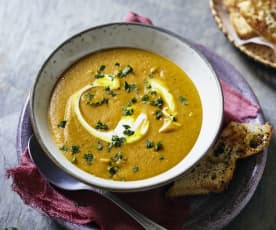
(167, 122, 273, 197)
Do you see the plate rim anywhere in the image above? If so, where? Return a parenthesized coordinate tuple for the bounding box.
(16, 45, 268, 230)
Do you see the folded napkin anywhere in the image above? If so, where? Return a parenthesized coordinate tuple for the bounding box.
(7, 12, 260, 230)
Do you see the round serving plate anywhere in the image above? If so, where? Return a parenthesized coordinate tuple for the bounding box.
(210, 0, 276, 69)
(16, 43, 267, 230)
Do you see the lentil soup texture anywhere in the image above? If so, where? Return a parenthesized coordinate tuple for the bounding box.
(48, 48, 202, 181)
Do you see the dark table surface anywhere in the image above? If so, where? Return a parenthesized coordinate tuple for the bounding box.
(1, 0, 276, 229)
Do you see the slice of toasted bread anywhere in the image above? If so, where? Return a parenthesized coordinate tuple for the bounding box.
(238, 0, 276, 43)
(230, 9, 257, 39)
(167, 122, 272, 197)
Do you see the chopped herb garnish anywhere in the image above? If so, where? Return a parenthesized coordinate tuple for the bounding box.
(115, 62, 120, 66)
(148, 73, 154, 78)
(59, 145, 68, 152)
(94, 65, 106, 79)
(117, 65, 133, 77)
(98, 65, 106, 72)
(57, 120, 67, 128)
(84, 153, 94, 165)
(150, 91, 157, 95)
(94, 72, 105, 79)
(141, 94, 149, 101)
(108, 165, 119, 176)
(124, 81, 137, 93)
(171, 115, 177, 121)
(105, 86, 117, 97)
(155, 109, 163, 120)
(123, 124, 131, 129)
(123, 129, 135, 136)
(133, 166, 139, 173)
(86, 93, 94, 100)
(111, 135, 126, 147)
(123, 107, 134, 116)
(146, 140, 154, 149)
(122, 124, 135, 136)
(154, 142, 163, 152)
(71, 155, 77, 164)
(111, 152, 126, 163)
(179, 96, 188, 105)
(97, 140, 103, 151)
(159, 156, 165, 160)
(95, 121, 109, 130)
(131, 97, 137, 104)
(150, 97, 163, 108)
(89, 98, 109, 106)
(71, 145, 80, 154)
(145, 140, 163, 151)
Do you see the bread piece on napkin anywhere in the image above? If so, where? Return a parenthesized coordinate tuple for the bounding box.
(167, 122, 272, 197)
(230, 9, 257, 39)
(238, 0, 276, 43)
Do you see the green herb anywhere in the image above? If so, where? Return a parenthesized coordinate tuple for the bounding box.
(111, 152, 126, 163)
(86, 93, 94, 100)
(122, 124, 135, 136)
(123, 124, 131, 129)
(150, 97, 163, 108)
(95, 121, 109, 130)
(59, 145, 68, 152)
(71, 145, 80, 154)
(98, 65, 106, 72)
(117, 65, 133, 77)
(171, 115, 177, 121)
(154, 142, 163, 152)
(89, 98, 109, 106)
(123, 107, 134, 116)
(159, 156, 165, 160)
(179, 96, 188, 105)
(132, 166, 139, 173)
(150, 91, 157, 95)
(131, 97, 137, 104)
(84, 153, 94, 165)
(57, 120, 67, 128)
(146, 84, 152, 89)
(124, 81, 137, 93)
(108, 165, 119, 176)
(105, 86, 117, 97)
(155, 109, 162, 120)
(141, 94, 149, 101)
(148, 73, 154, 78)
(145, 140, 163, 151)
(94, 72, 105, 79)
(146, 140, 154, 149)
(71, 155, 77, 164)
(97, 140, 103, 151)
(94, 65, 106, 79)
(111, 135, 126, 147)
(123, 129, 135, 136)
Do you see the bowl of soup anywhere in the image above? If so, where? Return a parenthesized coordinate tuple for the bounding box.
(30, 23, 223, 192)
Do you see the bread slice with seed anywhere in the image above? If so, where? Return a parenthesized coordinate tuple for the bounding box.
(230, 9, 257, 39)
(167, 122, 272, 197)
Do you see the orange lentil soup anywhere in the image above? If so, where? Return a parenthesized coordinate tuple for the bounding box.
(48, 48, 202, 181)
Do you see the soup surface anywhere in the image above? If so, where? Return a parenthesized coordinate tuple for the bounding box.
(49, 48, 202, 181)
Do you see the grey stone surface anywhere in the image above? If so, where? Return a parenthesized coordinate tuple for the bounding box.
(0, 0, 275, 229)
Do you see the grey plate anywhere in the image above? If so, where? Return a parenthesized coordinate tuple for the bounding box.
(16, 44, 266, 230)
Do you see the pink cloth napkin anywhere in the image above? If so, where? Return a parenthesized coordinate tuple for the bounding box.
(7, 12, 260, 230)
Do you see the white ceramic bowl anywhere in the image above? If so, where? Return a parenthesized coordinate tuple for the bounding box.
(30, 23, 223, 192)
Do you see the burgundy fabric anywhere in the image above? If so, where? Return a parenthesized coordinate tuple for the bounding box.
(124, 12, 153, 25)
(220, 80, 259, 124)
(7, 149, 189, 230)
(7, 12, 260, 230)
